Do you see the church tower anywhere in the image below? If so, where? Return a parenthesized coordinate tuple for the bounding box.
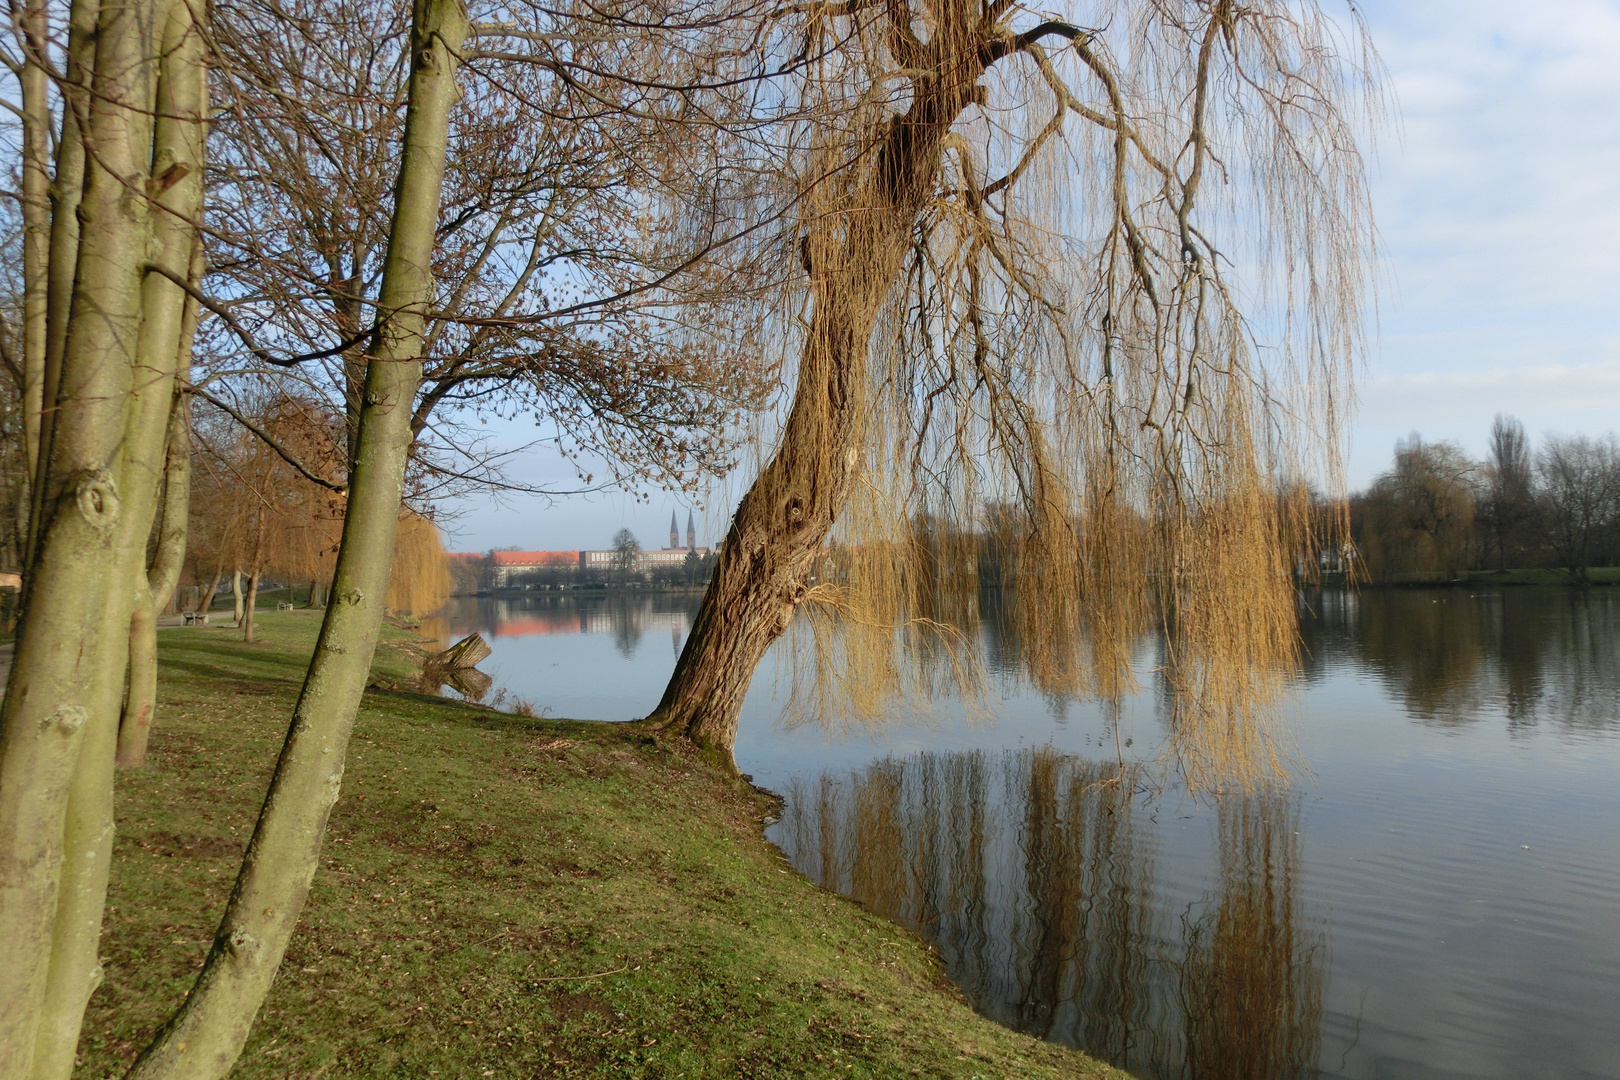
(686, 510, 696, 551)
(669, 510, 679, 550)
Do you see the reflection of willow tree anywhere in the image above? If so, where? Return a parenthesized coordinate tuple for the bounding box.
(1179, 793, 1322, 1080)
(1534, 591, 1620, 733)
(1008, 750, 1155, 1061)
(779, 748, 1326, 1079)
(780, 750, 1157, 1067)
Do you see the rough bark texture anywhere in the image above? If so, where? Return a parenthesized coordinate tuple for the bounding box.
(643, 66, 978, 762)
(0, 0, 158, 1069)
(124, 4, 468, 1075)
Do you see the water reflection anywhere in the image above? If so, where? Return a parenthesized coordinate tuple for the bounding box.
(1299, 588, 1620, 733)
(1178, 794, 1321, 1080)
(775, 749, 1323, 1080)
(443, 588, 1620, 739)
(446, 587, 1620, 1078)
(445, 593, 697, 660)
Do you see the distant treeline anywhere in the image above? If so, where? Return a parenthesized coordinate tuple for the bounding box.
(1350, 416, 1620, 584)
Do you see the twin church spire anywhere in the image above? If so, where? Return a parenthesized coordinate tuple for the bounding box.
(668, 510, 697, 551)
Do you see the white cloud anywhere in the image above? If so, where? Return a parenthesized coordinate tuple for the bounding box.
(1343, 0, 1620, 483)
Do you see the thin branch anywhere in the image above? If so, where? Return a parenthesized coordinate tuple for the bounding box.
(187, 383, 348, 493)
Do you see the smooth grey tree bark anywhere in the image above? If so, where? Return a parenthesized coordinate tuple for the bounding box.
(27, 3, 208, 1075)
(18, 0, 50, 488)
(26, 0, 98, 569)
(125, 3, 469, 1076)
(119, 385, 196, 769)
(0, 0, 162, 1069)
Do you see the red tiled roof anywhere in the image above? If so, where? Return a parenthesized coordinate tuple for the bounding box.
(489, 550, 578, 567)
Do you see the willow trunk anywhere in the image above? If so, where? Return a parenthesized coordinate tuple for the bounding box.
(644, 78, 975, 762)
(125, 3, 468, 1075)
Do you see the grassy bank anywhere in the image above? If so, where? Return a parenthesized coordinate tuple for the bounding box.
(79, 614, 1121, 1079)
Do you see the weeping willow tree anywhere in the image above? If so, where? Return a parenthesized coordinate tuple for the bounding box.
(387, 510, 451, 616)
(645, 0, 1376, 791)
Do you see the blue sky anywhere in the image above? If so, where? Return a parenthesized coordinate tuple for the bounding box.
(441, 0, 1620, 554)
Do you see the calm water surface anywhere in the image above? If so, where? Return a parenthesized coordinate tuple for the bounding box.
(434, 588, 1620, 1080)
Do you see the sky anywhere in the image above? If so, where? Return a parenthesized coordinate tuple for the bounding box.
(440, 0, 1620, 554)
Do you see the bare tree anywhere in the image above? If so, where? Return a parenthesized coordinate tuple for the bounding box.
(0, 0, 207, 1073)
(124, 1, 471, 1072)
(1537, 433, 1620, 582)
(612, 527, 642, 583)
(1478, 414, 1537, 570)
(197, 0, 766, 500)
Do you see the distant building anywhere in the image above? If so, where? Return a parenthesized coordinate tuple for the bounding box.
(465, 527, 720, 589)
(666, 509, 699, 552)
(487, 550, 579, 587)
(579, 547, 711, 571)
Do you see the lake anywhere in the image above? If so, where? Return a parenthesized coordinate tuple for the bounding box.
(429, 587, 1620, 1080)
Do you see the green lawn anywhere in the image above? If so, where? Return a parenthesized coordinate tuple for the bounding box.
(78, 613, 1122, 1080)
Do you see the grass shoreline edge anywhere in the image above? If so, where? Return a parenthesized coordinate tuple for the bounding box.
(76, 613, 1123, 1079)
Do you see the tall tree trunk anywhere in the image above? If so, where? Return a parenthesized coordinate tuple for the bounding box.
(126, 4, 468, 1075)
(29, 4, 206, 1074)
(242, 572, 259, 643)
(231, 569, 243, 624)
(27, 0, 99, 570)
(198, 560, 224, 619)
(0, 0, 161, 1069)
(643, 61, 975, 764)
(119, 389, 195, 769)
(18, 0, 50, 488)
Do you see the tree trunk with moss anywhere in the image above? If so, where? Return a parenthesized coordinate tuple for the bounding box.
(26, 0, 98, 569)
(119, 388, 195, 769)
(25, 5, 208, 1075)
(0, 0, 162, 1070)
(125, 3, 468, 1076)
